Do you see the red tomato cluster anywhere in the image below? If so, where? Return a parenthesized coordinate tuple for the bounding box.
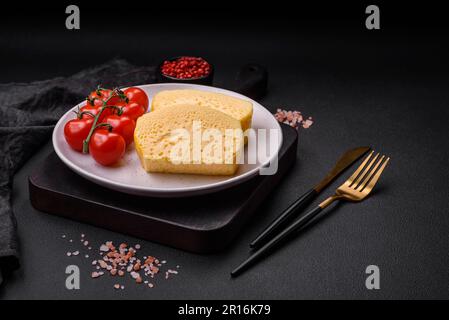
(161, 56, 211, 79)
(64, 86, 148, 166)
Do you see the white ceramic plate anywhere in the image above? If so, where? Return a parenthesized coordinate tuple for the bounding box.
(53, 83, 282, 197)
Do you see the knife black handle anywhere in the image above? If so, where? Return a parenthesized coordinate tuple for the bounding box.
(250, 188, 317, 249)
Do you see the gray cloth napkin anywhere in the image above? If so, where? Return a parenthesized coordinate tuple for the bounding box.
(0, 59, 156, 285)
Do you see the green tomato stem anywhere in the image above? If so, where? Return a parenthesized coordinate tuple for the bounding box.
(82, 103, 124, 154)
(81, 87, 127, 154)
(94, 123, 113, 132)
(76, 110, 96, 119)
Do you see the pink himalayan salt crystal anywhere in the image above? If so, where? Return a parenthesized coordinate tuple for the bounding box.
(274, 109, 313, 130)
(302, 118, 314, 129)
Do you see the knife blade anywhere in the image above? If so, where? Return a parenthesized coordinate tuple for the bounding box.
(313, 146, 372, 193)
(249, 146, 371, 249)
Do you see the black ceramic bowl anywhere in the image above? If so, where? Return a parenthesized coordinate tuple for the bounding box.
(157, 56, 214, 86)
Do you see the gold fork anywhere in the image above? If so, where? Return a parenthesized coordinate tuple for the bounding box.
(318, 150, 390, 209)
(231, 151, 390, 277)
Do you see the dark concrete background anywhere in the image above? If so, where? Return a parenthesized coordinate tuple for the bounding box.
(0, 2, 448, 299)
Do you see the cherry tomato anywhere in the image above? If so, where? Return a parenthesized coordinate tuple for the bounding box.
(124, 87, 149, 111)
(80, 104, 100, 118)
(80, 104, 117, 121)
(64, 118, 94, 152)
(89, 129, 126, 166)
(104, 115, 136, 146)
(88, 88, 111, 103)
(86, 99, 103, 108)
(120, 101, 145, 121)
(88, 88, 127, 108)
(106, 93, 126, 107)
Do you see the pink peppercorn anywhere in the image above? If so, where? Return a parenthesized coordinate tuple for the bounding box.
(161, 56, 211, 79)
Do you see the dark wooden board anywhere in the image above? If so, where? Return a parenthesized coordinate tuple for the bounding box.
(29, 123, 298, 254)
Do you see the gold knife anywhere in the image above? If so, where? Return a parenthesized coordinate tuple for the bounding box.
(249, 146, 371, 249)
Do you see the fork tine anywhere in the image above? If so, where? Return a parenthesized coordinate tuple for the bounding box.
(357, 155, 385, 190)
(346, 151, 374, 186)
(350, 153, 379, 188)
(361, 157, 390, 193)
(352, 153, 380, 188)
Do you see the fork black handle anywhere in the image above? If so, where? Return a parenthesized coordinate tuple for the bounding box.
(250, 188, 317, 249)
(231, 205, 323, 277)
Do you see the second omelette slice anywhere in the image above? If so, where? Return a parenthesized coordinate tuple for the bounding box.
(151, 89, 253, 132)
